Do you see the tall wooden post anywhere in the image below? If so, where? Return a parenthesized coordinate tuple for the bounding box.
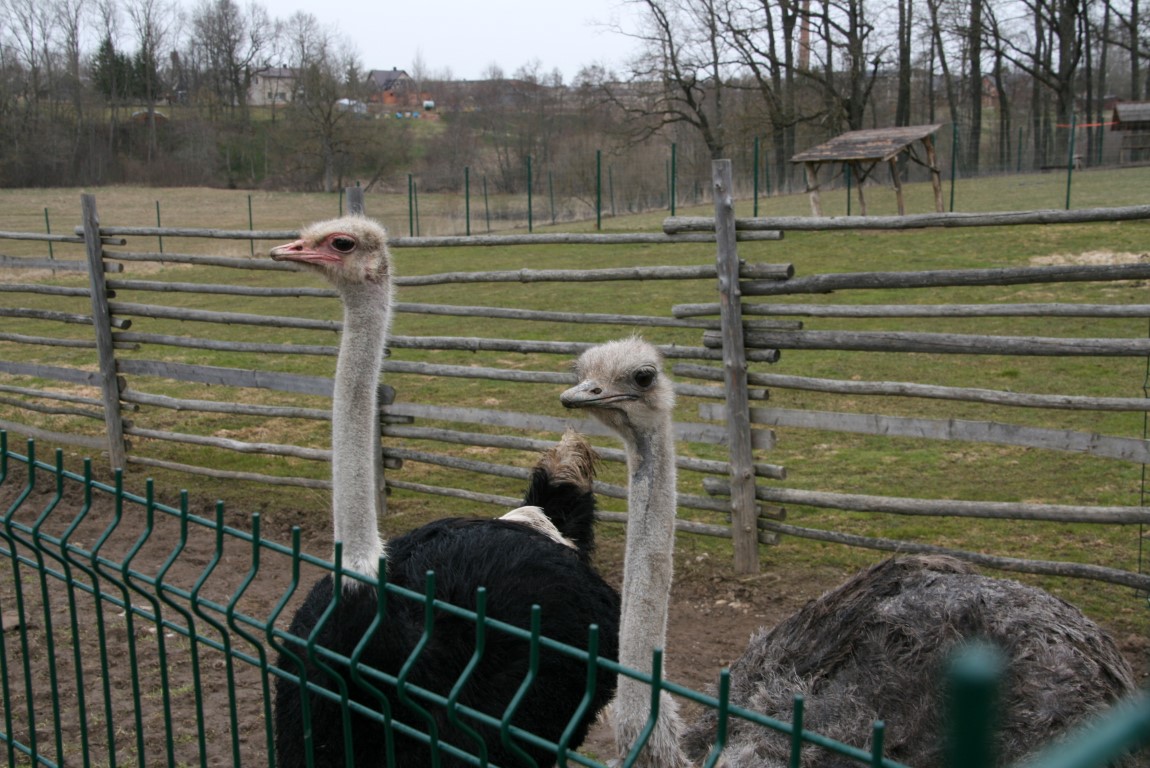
(924, 136, 945, 213)
(712, 160, 760, 574)
(81, 194, 127, 470)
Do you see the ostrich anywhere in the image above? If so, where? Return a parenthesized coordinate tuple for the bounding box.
(561, 336, 1136, 768)
(268, 218, 620, 768)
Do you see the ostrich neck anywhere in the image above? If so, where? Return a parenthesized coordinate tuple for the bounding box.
(618, 420, 678, 688)
(331, 282, 389, 577)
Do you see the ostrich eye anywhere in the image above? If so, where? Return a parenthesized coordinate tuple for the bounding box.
(330, 236, 357, 253)
(633, 368, 656, 388)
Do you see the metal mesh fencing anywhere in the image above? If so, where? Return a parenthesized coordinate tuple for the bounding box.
(1, 431, 1147, 768)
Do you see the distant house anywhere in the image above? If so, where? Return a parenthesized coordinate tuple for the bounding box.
(366, 68, 422, 108)
(1111, 101, 1150, 163)
(249, 67, 296, 107)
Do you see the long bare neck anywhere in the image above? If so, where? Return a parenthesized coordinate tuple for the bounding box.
(620, 426, 678, 658)
(614, 416, 686, 766)
(331, 281, 390, 578)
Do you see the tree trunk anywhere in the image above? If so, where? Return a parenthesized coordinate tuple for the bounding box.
(968, 0, 984, 173)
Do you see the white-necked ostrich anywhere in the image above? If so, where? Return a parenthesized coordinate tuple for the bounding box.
(269, 217, 620, 768)
(561, 336, 1136, 768)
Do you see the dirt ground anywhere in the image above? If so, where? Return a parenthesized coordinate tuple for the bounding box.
(0, 469, 1146, 767)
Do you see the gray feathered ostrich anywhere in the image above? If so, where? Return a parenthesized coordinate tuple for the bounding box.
(561, 336, 1136, 768)
(269, 217, 620, 768)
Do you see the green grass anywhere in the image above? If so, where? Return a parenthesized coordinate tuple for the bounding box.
(1, 167, 1149, 644)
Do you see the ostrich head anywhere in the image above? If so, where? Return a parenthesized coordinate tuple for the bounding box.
(560, 336, 675, 440)
(270, 216, 391, 288)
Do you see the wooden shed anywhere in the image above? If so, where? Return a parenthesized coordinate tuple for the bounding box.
(791, 125, 944, 217)
(1110, 102, 1150, 164)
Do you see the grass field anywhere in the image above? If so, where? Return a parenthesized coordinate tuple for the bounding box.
(2, 166, 1149, 648)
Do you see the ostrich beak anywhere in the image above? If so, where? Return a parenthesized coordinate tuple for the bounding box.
(561, 380, 636, 409)
(270, 239, 340, 266)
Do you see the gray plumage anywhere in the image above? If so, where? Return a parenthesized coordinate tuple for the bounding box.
(565, 336, 1137, 768)
(682, 555, 1137, 767)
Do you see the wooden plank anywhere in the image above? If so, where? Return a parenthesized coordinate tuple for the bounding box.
(0, 384, 103, 407)
(664, 205, 1150, 232)
(728, 404, 1150, 462)
(114, 331, 337, 356)
(121, 389, 330, 420)
(124, 425, 330, 461)
(712, 159, 760, 573)
(742, 262, 1150, 296)
(675, 301, 1150, 319)
(0, 395, 104, 421)
(0, 306, 131, 328)
(384, 401, 734, 445)
(702, 478, 1150, 523)
(711, 328, 1150, 356)
(389, 232, 785, 246)
(0, 418, 107, 451)
(117, 358, 340, 396)
(0, 360, 102, 385)
(0, 284, 93, 297)
(675, 362, 1150, 412)
(758, 520, 1150, 590)
(127, 455, 332, 490)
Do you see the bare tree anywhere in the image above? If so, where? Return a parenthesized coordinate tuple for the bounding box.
(277, 10, 362, 192)
(190, 0, 272, 121)
(804, 0, 887, 132)
(605, 0, 730, 158)
(723, 0, 804, 191)
(124, 0, 176, 162)
(999, 0, 1085, 164)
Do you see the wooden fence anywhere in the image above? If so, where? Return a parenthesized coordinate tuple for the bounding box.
(1, 162, 1149, 591)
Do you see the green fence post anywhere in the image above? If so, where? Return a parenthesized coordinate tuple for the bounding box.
(527, 155, 533, 233)
(670, 142, 677, 216)
(596, 149, 602, 231)
(1065, 113, 1077, 210)
(609, 164, 616, 217)
(407, 174, 414, 237)
(155, 200, 164, 253)
(465, 166, 471, 236)
(950, 123, 958, 212)
(549, 170, 556, 225)
(483, 175, 491, 233)
(248, 194, 254, 256)
(43, 208, 54, 266)
(944, 643, 1002, 768)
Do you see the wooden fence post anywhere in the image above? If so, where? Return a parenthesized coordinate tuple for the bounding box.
(81, 194, 128, 470)
(712, 160, 760, 574)
(344, 185, 388, 518)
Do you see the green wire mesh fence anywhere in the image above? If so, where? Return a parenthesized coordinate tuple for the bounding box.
(1, 431, 1148, 768)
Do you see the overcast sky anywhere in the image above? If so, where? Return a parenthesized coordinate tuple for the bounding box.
(273, 0, 643, 82)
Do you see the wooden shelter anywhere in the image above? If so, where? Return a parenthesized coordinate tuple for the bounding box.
(1110, 102, 1150, 164)
(791, 125, 944, 217)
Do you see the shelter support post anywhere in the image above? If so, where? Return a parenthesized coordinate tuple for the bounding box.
(804, 162, 823, 217)
(852, 162, 868, 216)
(923, 136, 945, 213)
(890, 158, 906, 215)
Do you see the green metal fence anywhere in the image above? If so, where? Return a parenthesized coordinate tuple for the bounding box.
(1, 431, 1147, 768)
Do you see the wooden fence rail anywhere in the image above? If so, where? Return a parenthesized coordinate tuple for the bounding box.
(1, 167, 1148, 590)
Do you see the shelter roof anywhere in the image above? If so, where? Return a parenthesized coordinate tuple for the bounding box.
(791, 125, 943, 164)
(1112, 102, 1150, 128)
